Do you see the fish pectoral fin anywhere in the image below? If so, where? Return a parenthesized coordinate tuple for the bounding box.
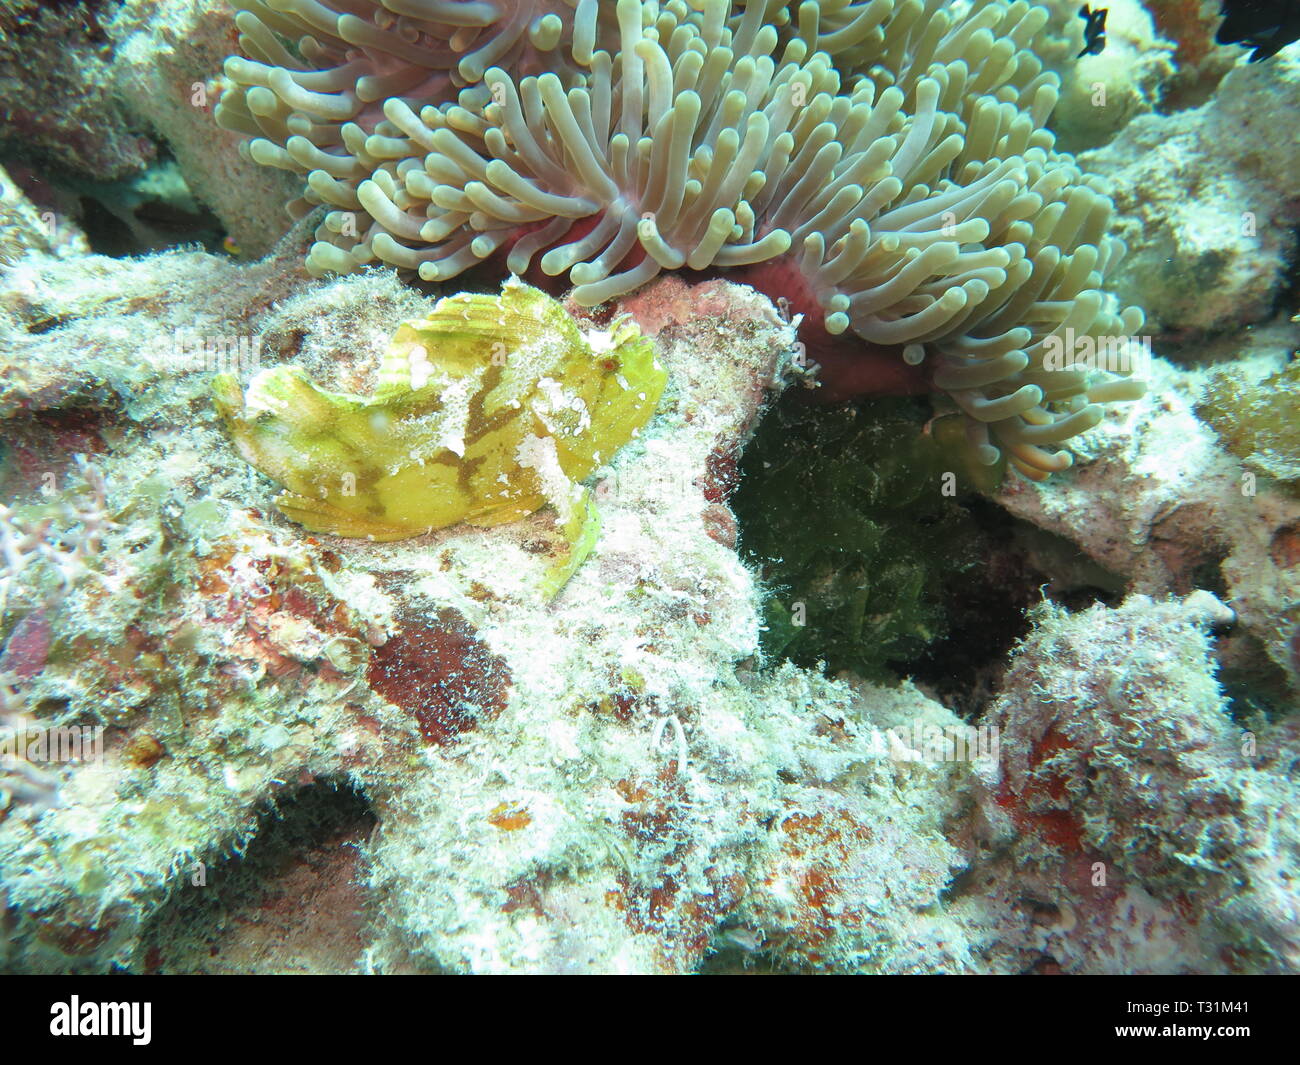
(275, 492, 422, 541)
(463, 493, 546, 527)
(540, 485, 601, 601)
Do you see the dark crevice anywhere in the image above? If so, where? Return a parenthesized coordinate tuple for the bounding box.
(2, 147, 227, 259)
(133, 781, 378, 975)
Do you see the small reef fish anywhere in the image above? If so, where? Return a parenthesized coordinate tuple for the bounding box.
(1078, 4, 1107, 57)
(1216, 0, 1300, 61)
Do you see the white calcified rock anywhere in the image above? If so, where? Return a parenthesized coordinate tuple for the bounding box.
(0, 249, 981, 973)
(998, 350, 1300, 693)
(1080, 49, 1300, 333)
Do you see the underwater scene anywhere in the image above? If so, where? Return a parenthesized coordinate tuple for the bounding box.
(0, 0, 1297, 978)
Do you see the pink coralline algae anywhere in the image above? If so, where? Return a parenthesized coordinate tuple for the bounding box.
(0, 608, 51, 681)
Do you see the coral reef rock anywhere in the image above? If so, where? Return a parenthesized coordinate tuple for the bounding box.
(0, 243, 983, 973)
(997, 350, 1300, 697)
(958, 594, 1300, 974)
(1080, 49, 1300, 335)
(1, 0, 1297, 978)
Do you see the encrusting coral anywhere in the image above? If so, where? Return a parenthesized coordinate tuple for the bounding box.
(213, 278, 666, 593)
(216, 0, 1147, 480)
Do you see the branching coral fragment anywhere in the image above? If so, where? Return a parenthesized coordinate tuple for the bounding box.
(0, 457, 116, 625)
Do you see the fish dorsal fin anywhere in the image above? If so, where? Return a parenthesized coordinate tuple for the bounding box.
(375, 287, 534, 402)
(375, 321, 445, 401)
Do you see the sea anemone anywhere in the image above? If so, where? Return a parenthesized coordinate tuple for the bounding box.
(217, 0, 1147, 479)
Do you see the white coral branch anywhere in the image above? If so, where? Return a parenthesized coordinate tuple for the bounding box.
(0, 454, 118, 623)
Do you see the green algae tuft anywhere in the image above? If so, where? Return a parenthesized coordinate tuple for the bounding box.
(733, 395, 993, 684)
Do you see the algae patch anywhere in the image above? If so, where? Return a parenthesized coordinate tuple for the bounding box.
(1197, 359, 1300, 487)
(733, 396, 991, 684)
(213, 279, 666, 589)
